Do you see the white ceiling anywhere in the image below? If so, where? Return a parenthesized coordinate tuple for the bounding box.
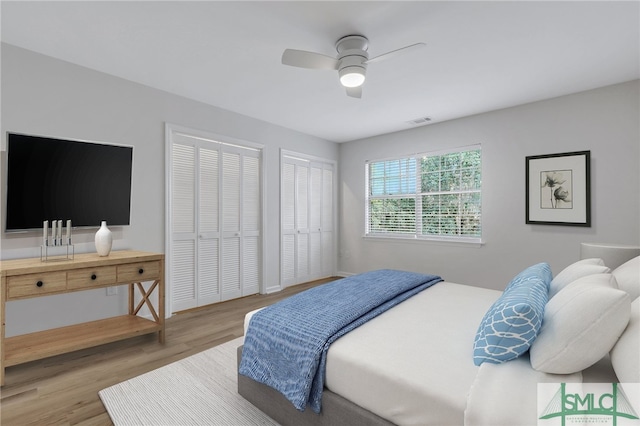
(1, 1, 638, 143)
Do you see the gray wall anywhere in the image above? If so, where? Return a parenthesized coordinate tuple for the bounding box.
(339, 80, 640, 290)
(0, 44, 339, 336)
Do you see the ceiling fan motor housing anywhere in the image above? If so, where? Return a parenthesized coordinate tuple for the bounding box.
(336, 35, 369, 87)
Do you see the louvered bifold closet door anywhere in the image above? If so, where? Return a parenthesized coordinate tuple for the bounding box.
(221, 150, 242, 301)
(219, 145, 262, 301)
(308, 163, 323, 280)
(295, 164, 310, 283)
(170, 136, 198, 312)
(281, 161, 297, 286)
(197, 146, 220, 306)
(242, 154, 261, 296)
(321, 165, 334, 277)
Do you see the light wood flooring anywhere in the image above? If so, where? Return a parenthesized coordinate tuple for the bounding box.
(0, 278, 334, 426)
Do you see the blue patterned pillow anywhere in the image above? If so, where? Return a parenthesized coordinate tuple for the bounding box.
(473, 263, 551, 366)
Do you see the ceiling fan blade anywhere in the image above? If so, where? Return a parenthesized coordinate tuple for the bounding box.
(346, 86, 362, 99)
(366, 42, 426, 65)
(281, 49, 339, 70)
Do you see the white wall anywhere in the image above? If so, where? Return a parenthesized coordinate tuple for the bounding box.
(339, 80, 640, 290)
(0, 44, 339, 336)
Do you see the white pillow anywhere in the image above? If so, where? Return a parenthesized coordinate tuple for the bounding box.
(563, 272, 618, 289)
(549, 258, 610, 298)
(530, 275, 631, 374)
(612, 256, 640, 301)
(610, 298, 639, 383)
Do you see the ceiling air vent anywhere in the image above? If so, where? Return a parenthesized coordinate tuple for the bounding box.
(407, 117, 432, 126)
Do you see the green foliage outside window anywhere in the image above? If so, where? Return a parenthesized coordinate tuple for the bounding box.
(369, 198, 416, 234)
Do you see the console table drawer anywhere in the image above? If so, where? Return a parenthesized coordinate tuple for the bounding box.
(117, 261, 161, 282)
(7, 272, 67, 299)
(67, 266, 117, 290)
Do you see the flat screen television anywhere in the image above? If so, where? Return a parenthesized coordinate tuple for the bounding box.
(5, 132, 133, 231)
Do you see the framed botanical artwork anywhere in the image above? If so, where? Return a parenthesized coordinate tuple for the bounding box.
(526, 151, 591, 226)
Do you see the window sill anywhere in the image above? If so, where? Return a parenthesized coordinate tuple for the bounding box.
(363, 234, 484, 248)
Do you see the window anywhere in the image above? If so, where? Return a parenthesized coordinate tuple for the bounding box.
(366, 146, 481, 242)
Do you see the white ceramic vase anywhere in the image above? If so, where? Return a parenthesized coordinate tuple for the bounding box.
(95, 221, 113, 256)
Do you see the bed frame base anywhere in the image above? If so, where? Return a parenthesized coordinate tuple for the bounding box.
(237, 346, 393, 426)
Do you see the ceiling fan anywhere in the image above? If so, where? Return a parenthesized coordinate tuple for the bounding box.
(281, 35, 425, 98)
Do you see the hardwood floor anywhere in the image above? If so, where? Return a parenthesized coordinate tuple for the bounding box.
(0, 278, 335, 426)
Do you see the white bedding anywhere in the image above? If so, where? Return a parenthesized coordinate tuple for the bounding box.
(464, 354, 581, 426)
(243, 279, 622, 425)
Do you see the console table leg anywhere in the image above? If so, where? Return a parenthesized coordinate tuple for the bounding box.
(158, 260, 165, 344)
(128, 283, 134, 315)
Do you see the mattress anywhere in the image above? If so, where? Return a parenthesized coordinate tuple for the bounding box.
(244, 281, 500, 425)
(325, 282, 499, 425)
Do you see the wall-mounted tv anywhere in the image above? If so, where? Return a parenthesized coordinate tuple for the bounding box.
(5, 133, 133, 231)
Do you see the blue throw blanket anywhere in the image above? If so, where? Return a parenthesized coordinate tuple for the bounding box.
(238, 269, 442, 413)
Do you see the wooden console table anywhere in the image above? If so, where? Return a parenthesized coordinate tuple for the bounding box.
(0, 250, 165, 385)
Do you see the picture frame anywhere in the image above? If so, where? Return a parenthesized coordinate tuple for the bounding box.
(526, 150, 591, 226)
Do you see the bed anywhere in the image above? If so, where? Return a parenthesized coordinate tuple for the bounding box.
(237, 245, 640, 426)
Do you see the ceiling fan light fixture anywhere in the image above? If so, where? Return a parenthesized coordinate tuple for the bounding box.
(339, 66, 366, 88)
(282, 34, 424, 98)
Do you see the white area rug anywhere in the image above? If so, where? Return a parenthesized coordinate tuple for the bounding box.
(99, 337, 279, 425)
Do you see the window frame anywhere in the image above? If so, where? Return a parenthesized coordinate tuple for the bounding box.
(365, 145, 482, 245)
